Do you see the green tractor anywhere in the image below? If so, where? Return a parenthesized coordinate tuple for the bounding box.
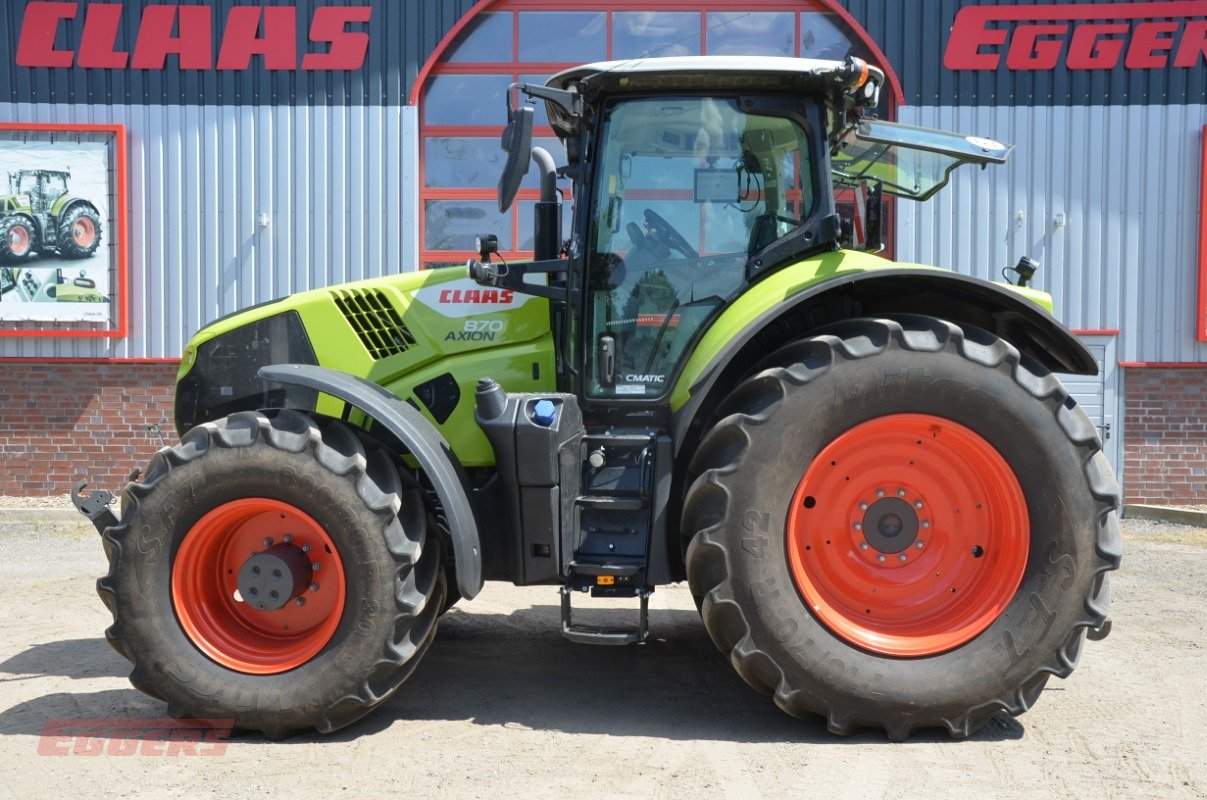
(0, 169, 103, 264)
(75, 56, 1120, 741)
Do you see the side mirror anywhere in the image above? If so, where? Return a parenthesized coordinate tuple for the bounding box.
(497, 105, 534, 213)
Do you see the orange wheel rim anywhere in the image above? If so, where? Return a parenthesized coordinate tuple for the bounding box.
(8, 224, 29, 255)
(787, 414, 1029, 657)
(172, 498, 346, 674)
(72, 217, 96, 246)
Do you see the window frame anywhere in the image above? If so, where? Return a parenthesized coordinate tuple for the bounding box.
(417, 1, 897, 270)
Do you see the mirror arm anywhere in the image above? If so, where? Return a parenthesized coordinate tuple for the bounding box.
(516, 83, 583, 121)
(468, 257, 569, 302)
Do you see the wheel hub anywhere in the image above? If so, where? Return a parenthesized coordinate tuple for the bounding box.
(861, 496, 920, 554)
(237, 544, 314, 611)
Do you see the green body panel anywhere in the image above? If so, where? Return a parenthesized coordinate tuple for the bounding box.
(179, 265, 556, 466)
(0, 196, 33, 216)
(179, 252, 1053, 466)
(669, 250, 1054, 410)
(0, 193, 87, 218)
(50, 193, 86, 217)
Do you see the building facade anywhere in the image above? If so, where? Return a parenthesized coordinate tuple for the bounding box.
(0, 0, 1203, 502)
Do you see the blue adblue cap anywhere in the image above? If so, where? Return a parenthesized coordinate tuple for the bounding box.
(532, 399, 558, 427)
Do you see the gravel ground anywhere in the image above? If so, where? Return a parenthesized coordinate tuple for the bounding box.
(0, 515, 1203, 800)
(0, 494, 75, 511)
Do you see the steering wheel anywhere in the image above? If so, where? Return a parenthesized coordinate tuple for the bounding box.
(643, 209, 698, 258)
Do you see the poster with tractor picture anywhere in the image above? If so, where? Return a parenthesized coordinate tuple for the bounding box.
(0, 137, 111, 323)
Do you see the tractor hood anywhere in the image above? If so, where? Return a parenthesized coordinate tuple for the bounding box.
(175, 265, 556, 464)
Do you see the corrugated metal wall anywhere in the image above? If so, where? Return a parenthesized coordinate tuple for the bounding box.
(895, 103, 1207, 363)
(0, 102, 419, 359)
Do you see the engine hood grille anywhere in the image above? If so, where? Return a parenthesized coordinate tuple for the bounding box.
(331, 288, 415, 359)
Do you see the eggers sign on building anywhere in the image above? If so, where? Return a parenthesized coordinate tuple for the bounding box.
(944, 2, 1207, 70)
(0, 0, 1204, 504)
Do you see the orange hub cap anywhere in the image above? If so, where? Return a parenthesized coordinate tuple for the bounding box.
(172, 498, 346, 674)
(787, 414, 1029, 657)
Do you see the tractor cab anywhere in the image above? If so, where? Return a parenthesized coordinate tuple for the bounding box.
(11, 170, 69, 212)
(472, 55, 1011, 409)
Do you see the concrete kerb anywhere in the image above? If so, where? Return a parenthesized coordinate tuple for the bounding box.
(1123, 505, 1207, 528)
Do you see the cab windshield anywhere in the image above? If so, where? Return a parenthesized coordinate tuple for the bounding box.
(586, 96, 815, 398)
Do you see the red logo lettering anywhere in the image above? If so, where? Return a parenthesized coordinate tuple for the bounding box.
(437, 287, 518, 305)
(77, 3, 128, 68)
(130, 6, 213, 70)
(15, 2, 77, 67)
(945, 2, 1207, 72)
(16, 3, 371, 72)
(216, 7, 297, 71)
(303, 7, 372, 71)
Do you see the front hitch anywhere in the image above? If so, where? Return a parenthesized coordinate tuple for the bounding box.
(72, 480, 118, 535)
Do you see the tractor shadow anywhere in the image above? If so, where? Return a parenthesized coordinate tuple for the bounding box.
(0, 637, 128, 682)
(341, 603, 1027, 745)
(0, 614, 1026, 745)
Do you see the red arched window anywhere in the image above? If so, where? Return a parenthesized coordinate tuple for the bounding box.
(415, 0, 900, 269)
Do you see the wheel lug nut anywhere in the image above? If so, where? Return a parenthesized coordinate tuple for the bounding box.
(295, 597, 306, 607)
(859, 502, 868, 511)
(898, 553, 907, 562)
(283, 534, 293, 544)
(915, 541, 924, 549)
(263, 537, 273, 547)
(302, 544, 311, 553)
(922, 520, 930, 529)
(853, 522, 862, 531)
(876, 489, 885, 498)
(915, 500, 924, 509)
(312, 562, 321, 571)
(860, 542, 869, 551)
(310, 583, 319, 592)
(897, 489, 906, 497)
(876, 554, 886, 563)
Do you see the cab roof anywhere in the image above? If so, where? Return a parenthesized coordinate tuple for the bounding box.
(547, 55, 883, 99)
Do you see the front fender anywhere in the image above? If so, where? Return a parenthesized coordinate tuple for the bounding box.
(259, 363, 483, 600)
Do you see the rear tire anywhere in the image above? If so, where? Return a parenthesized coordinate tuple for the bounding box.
(682, 316, 1121, 740)
(97, 410, 443, 738)
(56, 205, 102, 258)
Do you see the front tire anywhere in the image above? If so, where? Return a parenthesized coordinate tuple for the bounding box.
(0, 215, 37, 263)
(97, 410, 444, 738)
(683, 316, 1121, 740)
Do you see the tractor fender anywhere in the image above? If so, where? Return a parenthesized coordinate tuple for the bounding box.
(259, 363, 483, 600)
(51, 195, 97, 219)
(673, 268, 1097, 453)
